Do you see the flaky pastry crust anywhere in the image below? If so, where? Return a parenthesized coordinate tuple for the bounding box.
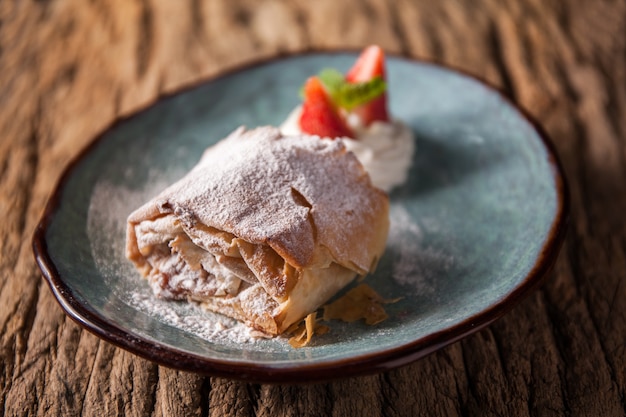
(126, 126, 389, 335)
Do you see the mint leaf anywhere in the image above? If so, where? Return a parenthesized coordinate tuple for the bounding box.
(334, 76, 386, 110)
(299, 69, 386, 110)
(317, 68, 345, 95)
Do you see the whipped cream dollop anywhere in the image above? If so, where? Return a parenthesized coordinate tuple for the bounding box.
(280, 106, 414, 192)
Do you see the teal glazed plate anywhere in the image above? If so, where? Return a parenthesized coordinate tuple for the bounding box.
(33, 51, 568, 383)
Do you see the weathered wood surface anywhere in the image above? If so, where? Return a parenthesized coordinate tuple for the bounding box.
(1, 0, 624, 415)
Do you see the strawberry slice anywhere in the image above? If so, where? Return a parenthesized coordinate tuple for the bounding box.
(346, 45, 386, 82)
(299, 76, 354, 138)
(345, 45, 390, 125)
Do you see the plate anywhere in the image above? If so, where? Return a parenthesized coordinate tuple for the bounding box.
(33, 51, 568, 383)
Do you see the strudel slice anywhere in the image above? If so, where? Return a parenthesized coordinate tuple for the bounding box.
(126, 126, 389, 335)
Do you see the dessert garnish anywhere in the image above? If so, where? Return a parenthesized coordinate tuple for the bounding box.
(281, 45, 415, 193)
(298, 45, 390, 138)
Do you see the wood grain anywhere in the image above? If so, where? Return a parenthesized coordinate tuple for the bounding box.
(1, 0, 625, 416)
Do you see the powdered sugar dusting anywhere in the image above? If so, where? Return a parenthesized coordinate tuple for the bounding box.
(139, 126, 388, 272)
(387, 204, 454, 295)
(88, 174, 174, 284)
(130, 291, 269, 345)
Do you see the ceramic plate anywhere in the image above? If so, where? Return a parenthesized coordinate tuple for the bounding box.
(33, 52, 568, 383)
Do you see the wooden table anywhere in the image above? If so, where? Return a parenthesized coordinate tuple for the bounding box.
(1, 1, 624, 415)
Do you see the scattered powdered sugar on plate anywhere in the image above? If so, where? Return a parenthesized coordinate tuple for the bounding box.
(87, 171, 175, 289)
(387, 204, 455, 295)
(129, 291, 268, 345)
